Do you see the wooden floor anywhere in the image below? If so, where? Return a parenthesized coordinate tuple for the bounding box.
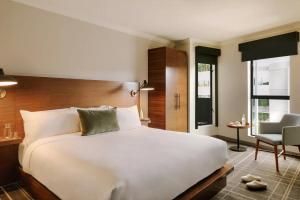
(1, 142, 299, 200)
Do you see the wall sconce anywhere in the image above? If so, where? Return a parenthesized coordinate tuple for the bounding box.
(0, 68, 18, 98)
(130, 80, 154, 97)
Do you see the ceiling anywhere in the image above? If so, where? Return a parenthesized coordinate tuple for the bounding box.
(12, 0, 300, 43)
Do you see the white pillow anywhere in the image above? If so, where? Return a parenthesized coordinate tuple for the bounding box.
(20, 108, 80, 145)
(117, 105, 141, 130)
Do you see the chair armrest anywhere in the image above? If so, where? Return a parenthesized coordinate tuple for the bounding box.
(259, 122, 281, 134)
(282, 126, 300, 145)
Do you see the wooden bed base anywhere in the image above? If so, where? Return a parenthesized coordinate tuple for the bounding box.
(175, 164, 233, 200)
(19, 164, 233, 200)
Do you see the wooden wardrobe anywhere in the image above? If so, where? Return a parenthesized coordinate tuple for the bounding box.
(148, 47, 188, 132)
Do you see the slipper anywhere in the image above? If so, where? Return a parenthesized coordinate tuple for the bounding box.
(246, 180, 267, 191)
(241, 174, 261, 183)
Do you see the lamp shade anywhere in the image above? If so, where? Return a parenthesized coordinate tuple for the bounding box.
(141, 87, 155, 91)
(130, 80, 154, 97)
(140, 80, 155, 91)
(0, 69, 18, 87)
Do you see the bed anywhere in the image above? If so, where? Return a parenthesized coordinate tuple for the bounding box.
(19, 127, 228, 200)
(1, 76, 233, 200)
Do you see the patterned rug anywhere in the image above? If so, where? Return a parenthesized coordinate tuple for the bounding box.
(0, 142, 299, 200)
(212, 143, 300, 200)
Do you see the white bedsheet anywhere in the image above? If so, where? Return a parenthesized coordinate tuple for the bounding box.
(22, 127, 228, 200)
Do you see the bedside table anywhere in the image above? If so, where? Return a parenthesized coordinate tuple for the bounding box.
(0, 137, 22, 185)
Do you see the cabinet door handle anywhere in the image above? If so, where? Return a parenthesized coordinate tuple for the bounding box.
(175, 93, 181, 110)
(178, 93, 181, 109)
(174, 94, 178, 109)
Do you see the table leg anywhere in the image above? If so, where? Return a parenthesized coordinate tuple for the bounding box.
(237, 128, 240, 149)
(229, 127, 247, 152)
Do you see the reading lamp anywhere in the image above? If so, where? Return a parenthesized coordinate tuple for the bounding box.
(130, 80, 154, 97)
(0, 68, 18, 98)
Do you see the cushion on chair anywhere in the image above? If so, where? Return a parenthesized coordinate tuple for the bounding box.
(256, 134, 282, 145)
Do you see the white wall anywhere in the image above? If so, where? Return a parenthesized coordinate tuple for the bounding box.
(218, 41, 249, 141)
(189, 39, 220, 135)
(218, 35, 300, 153)
(290, 43, 300, 114)
(0, 0, 169, 116)
(176, 39, 220, 135)
(180, 27, 300, 153)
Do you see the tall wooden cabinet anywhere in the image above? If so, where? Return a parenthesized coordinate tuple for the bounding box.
(148, 47, 188, 132)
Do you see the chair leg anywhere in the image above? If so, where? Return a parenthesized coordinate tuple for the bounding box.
(255, 139, 259, 160)
(274, 145, 279, 173)
(282, 145, 286, 160)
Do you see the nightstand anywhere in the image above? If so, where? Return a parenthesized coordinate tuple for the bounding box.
(0, 137, 22, 185)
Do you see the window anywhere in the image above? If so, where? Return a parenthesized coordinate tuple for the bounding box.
(249, 56, 290, 135)
(196, 63, 215, 126)
(195, 46, 220, 129)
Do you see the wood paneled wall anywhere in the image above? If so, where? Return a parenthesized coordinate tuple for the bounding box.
(0, 76, 139, 138)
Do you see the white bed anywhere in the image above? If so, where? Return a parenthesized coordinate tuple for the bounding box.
(20, 126, 227, 200)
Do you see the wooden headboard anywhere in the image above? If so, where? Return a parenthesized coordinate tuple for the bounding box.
(0, 76, 139, 138)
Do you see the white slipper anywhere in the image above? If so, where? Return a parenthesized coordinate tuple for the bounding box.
(241, 174, 261, 183)
(246, 180, 267, 191)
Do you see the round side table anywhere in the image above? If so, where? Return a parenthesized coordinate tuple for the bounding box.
(227, 123, 250, 152)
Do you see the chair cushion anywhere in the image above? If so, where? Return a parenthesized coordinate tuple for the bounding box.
(256, 134, 282, 145)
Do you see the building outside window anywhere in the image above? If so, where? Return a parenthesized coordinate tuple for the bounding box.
(197, 63, 211, 99)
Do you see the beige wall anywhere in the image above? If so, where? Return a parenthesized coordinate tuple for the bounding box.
(290, 42, 300, 114)
(0, 0, 167, 116)
(218, 41, 249, 141)
(181, 28, 300, 153)
(218, 36, 300, 153)
(175, 39, 219, 135)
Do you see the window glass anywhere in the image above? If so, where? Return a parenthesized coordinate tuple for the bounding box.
(197, 63, 211, 98)
(253, 57, 289, 96)
(251, 99, 289, 134)
(250, 56, 290, 135)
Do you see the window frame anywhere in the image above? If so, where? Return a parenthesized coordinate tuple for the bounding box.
(195, 60, 218, 129)
(249, 60, 290, 135)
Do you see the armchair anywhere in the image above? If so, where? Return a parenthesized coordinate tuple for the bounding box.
(255, 114, 300, 172)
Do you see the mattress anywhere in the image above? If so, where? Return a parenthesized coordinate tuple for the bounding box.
(21, 127, 228, 200)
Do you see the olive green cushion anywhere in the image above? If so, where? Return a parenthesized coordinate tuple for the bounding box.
(77, 109, 120, 136)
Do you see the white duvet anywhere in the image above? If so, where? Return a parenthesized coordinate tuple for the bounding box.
(22, 127, 228, 200)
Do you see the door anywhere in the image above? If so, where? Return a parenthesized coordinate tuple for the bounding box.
(166, 48, 188, 132)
